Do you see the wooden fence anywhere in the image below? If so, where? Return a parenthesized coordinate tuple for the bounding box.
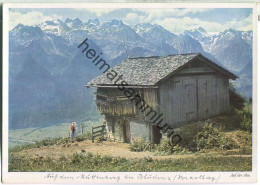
(91, 124, 106, 142)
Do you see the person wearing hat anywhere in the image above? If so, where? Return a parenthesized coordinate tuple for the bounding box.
(70, 122, 76, 140)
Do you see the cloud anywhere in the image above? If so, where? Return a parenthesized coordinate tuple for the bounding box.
(125, 12, 145, 24)
(150, 11, 252, 34)
(226, 13, 252, 31)
(76, 8, 117, 16)
(126, 8, 221, 32)
(126, 13, 138, 20)
(9, 11, 61, 30)
(127, 8, 252, 33)
(135, 8, 210, 21)
(153, 16, 225, 33)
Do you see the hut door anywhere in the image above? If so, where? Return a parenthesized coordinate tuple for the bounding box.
(183, 79, 197, 121)
(122, 120, 131, 143)
(197, 78, 209, 119)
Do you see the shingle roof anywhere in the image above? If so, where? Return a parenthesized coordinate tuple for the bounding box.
(86, 53, 237, 87)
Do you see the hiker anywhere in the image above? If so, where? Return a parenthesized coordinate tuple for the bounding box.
(70, 122, 76, 140)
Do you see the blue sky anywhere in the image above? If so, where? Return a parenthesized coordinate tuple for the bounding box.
(9, 8, 252, 33)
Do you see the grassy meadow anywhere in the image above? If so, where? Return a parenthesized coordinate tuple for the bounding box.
(9, 151, 251, 172)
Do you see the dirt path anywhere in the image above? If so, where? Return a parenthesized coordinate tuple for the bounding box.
(17, 140, 251, 160)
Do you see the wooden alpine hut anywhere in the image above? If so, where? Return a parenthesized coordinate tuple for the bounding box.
(86, 53, 238, 144)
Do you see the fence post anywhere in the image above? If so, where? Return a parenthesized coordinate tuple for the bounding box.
(91, 126, 94, 143)
(81, 125, 83, 136)
(103, 123, 106, 137)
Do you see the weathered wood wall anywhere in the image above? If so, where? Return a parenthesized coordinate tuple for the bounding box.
(159, 74, 229, 127)
(96, 88, 136, 116)
(142, 89, 158, 111)
(96, 88, 159, 120)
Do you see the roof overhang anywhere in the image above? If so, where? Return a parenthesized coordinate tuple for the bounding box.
(155, 54, 238, 85)
(85, 84, 159, 88)
(197, 54, 238, 80)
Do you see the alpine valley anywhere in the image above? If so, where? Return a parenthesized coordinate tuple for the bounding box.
(9, 18, 252, 129)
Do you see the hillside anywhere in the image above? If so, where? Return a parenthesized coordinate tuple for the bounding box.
(9, 108, 252, 172)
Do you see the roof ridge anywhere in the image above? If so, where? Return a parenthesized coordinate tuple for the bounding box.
(127, 53, 200, 60)
(86, 53, 237, 87)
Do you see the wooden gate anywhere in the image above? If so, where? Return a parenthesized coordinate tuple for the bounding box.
(91, 124, 106, 142)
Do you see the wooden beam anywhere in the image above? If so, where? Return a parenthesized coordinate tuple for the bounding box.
(92, 125, 105, 129)
(92, 130, 104, 135)
(92, 133, 103, 137)
(177, 67, 215, 74)
(86, 85, 159, 88)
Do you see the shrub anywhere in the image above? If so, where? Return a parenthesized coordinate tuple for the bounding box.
(155, 139, 185, 155)
(129, 139, 156, 152)
(76, 132, 92, 142)
(144, 142, 156, 152)
(233, 107, 252, 133)
(102, 155, 113, 162)
(240, 113, 252, 133)
(85, 131, 92, 140)
(96, 135, 106, 143)
(173, 144, 183, 153)
(177, 121, 205, 152)
(59, 155, 67, 162)
(235, 131, 252, 147)
(229, 84, 246, 110)
(196, 123, 221, 150)
(71, 153, 85, 164)
(196, 123, 240, 151)
(35, 137, 63, 147)
(219, 136, 239, 150)
(157, 139, 174, 154)
(240, 147, 252, 155)
(129, 139, 145, 152)
(144, 157, 153, 162)
(130, 138, 184, 155)
(213, 112, 241, 130)
(86, 152, 93, 158)
(56, 137, 70, 145)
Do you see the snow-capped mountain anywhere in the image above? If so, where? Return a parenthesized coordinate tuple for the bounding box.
(184, 26, 207, 41)
(208, 29, 252, 72)
(9, 18, 252, 128)
(133, 23, 177, 44)
(171, 34, 204, 54)
(40, 19, 70, 35)
(184, 28, 252, 71)
(65, 18, 84, 29)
